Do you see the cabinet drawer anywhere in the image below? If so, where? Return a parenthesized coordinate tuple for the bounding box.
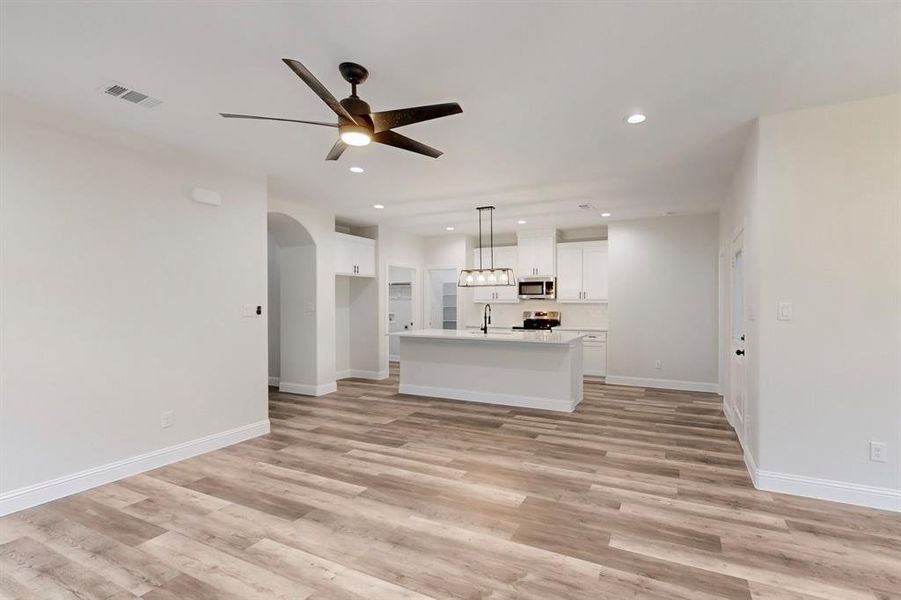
(580, 331, 607, 342)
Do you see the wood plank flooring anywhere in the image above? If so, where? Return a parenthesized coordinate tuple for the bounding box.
(2, 365, 899, 599)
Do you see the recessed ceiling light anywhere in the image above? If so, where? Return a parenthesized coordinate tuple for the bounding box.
(373, 204, 385, 209)
(349, 166, 364, 173)
(601, 212, 612, 217)
(445, 226, 456, 231)
(626, 113, 646, 124)
(517, 220, 527, 225)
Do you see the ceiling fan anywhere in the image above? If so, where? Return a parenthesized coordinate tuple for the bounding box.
(221, 59, 462, 160)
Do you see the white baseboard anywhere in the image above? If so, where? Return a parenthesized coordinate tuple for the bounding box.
(399, 383, 579, 413)
(0, 419, 270, 517)
(278, 381, 337, 396)
(604, 375, 719, 394)
(268, 376, 279, 387)
(724, 406, 898, 512)
(337, 369, 389, 381)
(755, 469, 900, 513)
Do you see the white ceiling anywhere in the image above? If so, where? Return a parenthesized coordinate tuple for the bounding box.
(2, 1, 899, 235)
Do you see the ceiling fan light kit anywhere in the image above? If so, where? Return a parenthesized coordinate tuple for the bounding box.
(458, 206, 516, 287)
(221, 58, 462, 160)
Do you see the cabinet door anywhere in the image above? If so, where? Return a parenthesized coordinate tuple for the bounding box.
(353, 239, 376, 277)
(555, 244, 583, 301)
(582, 242, 608, 301)
(516, 238, 536, 276)
(533, 236, 556, 276)
(583, 341, 607, 376)
(334, 234, 354, 275)
(493, 246, 519, 302)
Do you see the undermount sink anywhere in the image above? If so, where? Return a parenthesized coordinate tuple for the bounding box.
(468, 330, 514, 336)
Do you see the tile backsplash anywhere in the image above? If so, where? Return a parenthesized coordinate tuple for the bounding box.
(463, 298, 608, 330)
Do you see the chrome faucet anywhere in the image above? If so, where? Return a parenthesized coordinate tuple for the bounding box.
(481, 303, 492, 334)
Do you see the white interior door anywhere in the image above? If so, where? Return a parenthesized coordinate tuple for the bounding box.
(730, 233, 747, 432)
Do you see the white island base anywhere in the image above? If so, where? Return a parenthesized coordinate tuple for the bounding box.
(394, 329, 584, 412)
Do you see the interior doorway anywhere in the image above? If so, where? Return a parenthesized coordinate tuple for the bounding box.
(426, 267, 459, 330)
(267, 212, 318, 395)
(729, 230, 747, 437)
(388, 266, 416, 362)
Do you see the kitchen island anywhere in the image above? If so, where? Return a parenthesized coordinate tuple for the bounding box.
(390, 329, 585, 412)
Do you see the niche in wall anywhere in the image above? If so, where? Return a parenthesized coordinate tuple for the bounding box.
(335, 275, 380, 378)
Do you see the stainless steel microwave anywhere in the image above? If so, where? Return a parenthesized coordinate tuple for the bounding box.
(518, 277, 556, 300)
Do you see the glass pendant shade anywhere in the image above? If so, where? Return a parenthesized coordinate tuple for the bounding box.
(457, 206, 516, 287)
(458, 267, 516, 287)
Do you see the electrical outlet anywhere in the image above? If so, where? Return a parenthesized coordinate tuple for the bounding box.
(654, 360, 662, 370)
(870, 441, 887, 463)
(160, 411, 174, 429)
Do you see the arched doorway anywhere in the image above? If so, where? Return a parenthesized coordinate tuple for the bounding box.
(267, 212, 319, 394)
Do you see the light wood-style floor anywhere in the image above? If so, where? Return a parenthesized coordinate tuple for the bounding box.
(2, 365, 899, 599)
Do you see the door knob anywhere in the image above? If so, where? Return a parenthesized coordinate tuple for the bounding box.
(735, 349, 745, 356)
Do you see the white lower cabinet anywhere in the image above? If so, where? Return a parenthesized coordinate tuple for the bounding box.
(581, 331, 607, 376)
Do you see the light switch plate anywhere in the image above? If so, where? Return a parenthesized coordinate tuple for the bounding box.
(777, 302, 793, 321)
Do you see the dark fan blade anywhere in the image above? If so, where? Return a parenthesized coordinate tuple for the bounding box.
(372, 130, 442, 158)
(325, 139, 347, 161)
(282, 58, 358, 125)
(219, 113, 337, 127)
(369, 102, 462, 133)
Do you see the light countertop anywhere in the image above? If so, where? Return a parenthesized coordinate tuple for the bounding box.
(463, 325, 607, 333)
(390, 328, 586, 345)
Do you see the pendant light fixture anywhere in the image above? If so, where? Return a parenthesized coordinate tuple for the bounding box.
(458, 206, 516, 287)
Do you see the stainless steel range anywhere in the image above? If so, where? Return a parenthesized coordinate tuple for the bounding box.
(512, 311, 561, 331)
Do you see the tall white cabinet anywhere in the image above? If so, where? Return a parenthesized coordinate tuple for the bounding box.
(556, 240, 608, 302)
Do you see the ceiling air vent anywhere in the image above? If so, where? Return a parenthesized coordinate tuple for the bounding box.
(99, 81, 162, 109)
(578, 203, 594, 210)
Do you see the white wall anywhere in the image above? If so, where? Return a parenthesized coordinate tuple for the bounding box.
(335, 277, 351, 374)
(267, 233, 281, 382)
(378, 226, 425, 373)
(0, 95, 268, 511)
(607, 215, 720, 391)
(724, 94, 900, 510)
(278, 244, 318, 390)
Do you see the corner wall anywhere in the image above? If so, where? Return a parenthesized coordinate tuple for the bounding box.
(721, 94, 901, 511)
(607, 214, 720, 392)
(0, 95, 269, 514)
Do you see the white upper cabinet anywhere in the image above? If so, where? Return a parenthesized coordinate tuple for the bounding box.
(517, 231, 558, 277)
(555, 244, 583, 301)
(581, 242, 608, 301)
(335, 232, 375, 277)
(555, 240, 608, 302)
(472, 246, 519, 303)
